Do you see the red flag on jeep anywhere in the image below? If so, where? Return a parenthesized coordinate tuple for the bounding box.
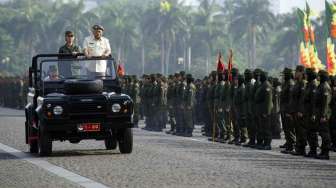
(117, 64, 125, 77)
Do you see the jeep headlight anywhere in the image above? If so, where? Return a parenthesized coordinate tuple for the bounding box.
(53, 106, 63, 115)
(112, 103, 121, 113)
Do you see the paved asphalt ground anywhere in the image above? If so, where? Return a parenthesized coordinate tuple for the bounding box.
(0, 107, 335, 188)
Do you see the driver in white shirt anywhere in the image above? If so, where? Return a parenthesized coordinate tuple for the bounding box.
(83, 24, 111, 77)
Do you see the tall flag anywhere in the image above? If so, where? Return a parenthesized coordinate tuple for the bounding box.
(326, 0, 336, 75)
(216, 51, 225, 73)
(297, 3, 325, 71)
(227, 49, 233, 82)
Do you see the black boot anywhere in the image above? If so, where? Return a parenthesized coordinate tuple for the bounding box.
(279, 142, 288, 149)
(315, 150, 330, 160)
(291, 147, 306, 156)
(304, 149, 317, 158)
(281, 146, 294, 154)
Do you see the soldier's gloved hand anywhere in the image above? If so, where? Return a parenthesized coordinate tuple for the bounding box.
(285, 113, 291, 117)
(262, 114, 267, 118)
(225, 108, 230, 112)
(218, 108, 223, 112)
(187, 106, 192, 110)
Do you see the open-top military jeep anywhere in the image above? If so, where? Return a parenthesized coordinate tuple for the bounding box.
(25, 53, 134, 156)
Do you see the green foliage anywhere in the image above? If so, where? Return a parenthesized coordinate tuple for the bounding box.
(0, 0, 328, 78)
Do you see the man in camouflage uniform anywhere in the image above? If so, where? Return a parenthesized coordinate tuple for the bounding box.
(255, 71, 273, 150)
(304, 68, 319, 157)
(280, 68, 296, 153)
(315, 70, 332, 159)
(182, 74, 196, 137)
(291, 65, 307, 156)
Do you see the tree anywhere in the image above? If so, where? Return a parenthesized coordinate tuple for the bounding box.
(229, 0, 275, 68)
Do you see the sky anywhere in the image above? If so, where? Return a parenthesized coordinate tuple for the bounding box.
(183, 0, 325, 14)
(278, 0, 324, 13)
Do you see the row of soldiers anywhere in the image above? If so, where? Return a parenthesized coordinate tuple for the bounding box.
(122, 65, 336, 160)
(0, 76, 27, 109)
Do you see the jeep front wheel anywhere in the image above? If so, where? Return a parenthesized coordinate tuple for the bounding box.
(105, 130, 117, 150)
(118, 128, 133, 154)
(38, 120, 52, 156)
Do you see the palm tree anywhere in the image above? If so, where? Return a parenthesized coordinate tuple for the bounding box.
(229, 0, 274, 68)
(272, 12, 300, 68)
(194, 0, 223, 74)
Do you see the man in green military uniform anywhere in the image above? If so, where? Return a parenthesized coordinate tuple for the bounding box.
(58, 31, 81, 78)
(228, 68, 240, 144)
(166, 75, 177, 134)
(182, 74, 196, 137)
(280, 68, 296, 153)
(129, 75, 140, 128)
(271, 78, 282, 139)
(234, 74, 248, 145)
(304, 68, 319, 157)
(315, 70, 332, 159)
(243, 69, 255, 147)
(255, 71, 273, 150)
(175, 72, 187, 135)
(214, 72, 226, 142)
(330, 76, 336, 152)
(207, 71, 218, 139)
(59, 31, 80, 54)
(291, 65, 307, 156)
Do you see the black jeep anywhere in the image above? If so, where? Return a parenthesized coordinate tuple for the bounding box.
(25, 54, 134, 156)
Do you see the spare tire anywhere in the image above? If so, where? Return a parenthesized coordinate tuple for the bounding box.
(64, 79, 103, 94)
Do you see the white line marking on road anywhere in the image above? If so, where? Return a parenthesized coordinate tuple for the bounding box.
(0, 143, 110, 188)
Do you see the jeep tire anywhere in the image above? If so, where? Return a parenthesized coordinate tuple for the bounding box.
(118, 128, 133, 154)
(38, 120, 52, 156)
(105, 130, 117, 150)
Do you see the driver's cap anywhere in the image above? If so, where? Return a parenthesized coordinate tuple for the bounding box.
(92, 24, 104, 31)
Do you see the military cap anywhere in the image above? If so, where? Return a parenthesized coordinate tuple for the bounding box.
(260, 71, 268, 82)
(318, 70, 329, 82)
(238, 74, 245, 85)
(179, 71, 186, 77)
(92, 24, 104, 31)
(186, 74, 194, 83)
(295, 65, 305, 72)
(65, 31, 74, 36)
(282, 67, 292, 74)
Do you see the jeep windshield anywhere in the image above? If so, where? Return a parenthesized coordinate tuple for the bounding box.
(40, 58, 117, 81)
